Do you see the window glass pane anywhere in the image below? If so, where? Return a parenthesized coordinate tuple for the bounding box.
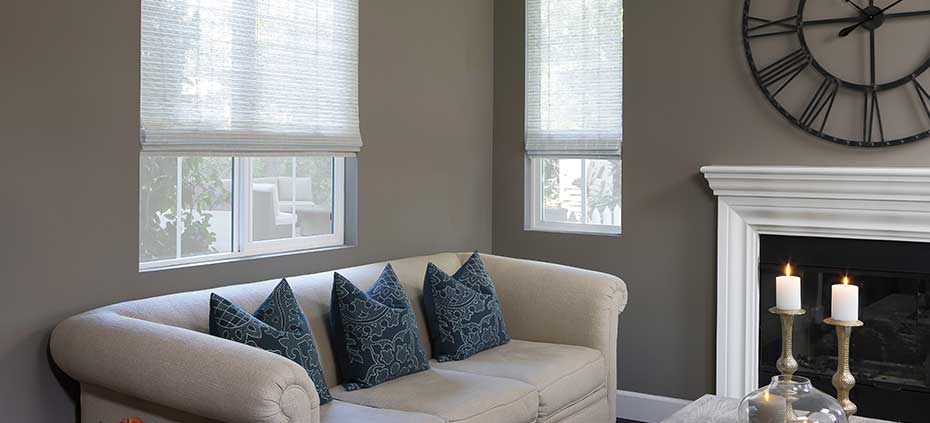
(251, 157, 297, 242)
(180, 157, 233, 257)
(539, 158, 620, 228)
(140, 156, 178, 262)
(250, 156, 336, 242)
(140, 156, 233, 263)
(295, 157, 335, 237)
(541, 158, 583, 224)
(584, 159, 621, 227)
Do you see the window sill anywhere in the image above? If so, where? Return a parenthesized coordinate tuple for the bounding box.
(139, 243, 355, 273)
(524, 223, 622, 237)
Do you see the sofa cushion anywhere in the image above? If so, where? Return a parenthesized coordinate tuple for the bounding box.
(329, 264, 430, 390)
(320, 400, 443, 423)
(331, 368, 538, 423)
(209, 281, 331, 404)
(546, 388, 610, 423)
(423, 252, 510, 361)
(431, 339, 605, 421)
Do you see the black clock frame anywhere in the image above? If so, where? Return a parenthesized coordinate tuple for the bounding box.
(742, 0, 930, 147)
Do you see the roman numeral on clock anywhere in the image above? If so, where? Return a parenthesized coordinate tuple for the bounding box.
(746, 15, 800, 38)
(758, 49, 810, 97)
(864, 89, 885, 143)
(914, 78, 930, 121)
(800, 78, 839, 132)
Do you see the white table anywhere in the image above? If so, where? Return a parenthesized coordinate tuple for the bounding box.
(660, 395, 892, 423)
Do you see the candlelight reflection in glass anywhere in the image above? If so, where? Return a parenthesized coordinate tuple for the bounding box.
(739, 375, 846, 423)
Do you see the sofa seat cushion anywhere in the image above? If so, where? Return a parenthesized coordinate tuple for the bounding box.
(320, 400, 443, 423)
(431, 339, 605, 421)
(331, 368, 538, 423)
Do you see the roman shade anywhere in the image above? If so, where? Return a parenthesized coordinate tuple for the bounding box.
(141, 0, 361, 155)
(525, 0, 623, 157)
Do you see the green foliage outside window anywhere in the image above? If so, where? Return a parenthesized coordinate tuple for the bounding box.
(139, 156, 229, 261)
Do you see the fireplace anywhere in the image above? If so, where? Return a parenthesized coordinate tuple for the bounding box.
(701, 166, 930, 410)
(759, 235, 929, 421)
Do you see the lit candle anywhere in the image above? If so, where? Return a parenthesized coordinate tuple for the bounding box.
(831, 276, 859, 321)
(776, 263, 801, 311)
(748, 389, 787, 423)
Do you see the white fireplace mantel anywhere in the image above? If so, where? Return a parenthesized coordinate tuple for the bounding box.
(701, 165, 930, 398)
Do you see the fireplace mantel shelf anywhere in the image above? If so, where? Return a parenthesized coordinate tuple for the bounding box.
(701, 165, 930, 399)
(702, 166, 930, 202)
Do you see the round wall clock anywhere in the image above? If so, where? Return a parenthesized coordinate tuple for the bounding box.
(743, 0, 930, 147)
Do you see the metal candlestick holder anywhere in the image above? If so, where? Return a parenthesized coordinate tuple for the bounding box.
(824, 317, 864, 417)
(769, 307, 806, 376)
(769, 307, 806, 422)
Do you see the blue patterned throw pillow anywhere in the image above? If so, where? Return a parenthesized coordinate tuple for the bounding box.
(329, 264, 430, 390)
(210, 280, 332, 404)
(423, 252, 510, 362)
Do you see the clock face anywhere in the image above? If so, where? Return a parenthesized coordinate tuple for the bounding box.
(743, 0, 930, 147)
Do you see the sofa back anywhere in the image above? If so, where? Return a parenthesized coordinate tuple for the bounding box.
(103, 252, 467, 388)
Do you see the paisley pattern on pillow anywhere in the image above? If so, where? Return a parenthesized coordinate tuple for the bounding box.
(329, 264, 430, 390)
(423, 252, 510, 362)
(209, 280, 332, 404)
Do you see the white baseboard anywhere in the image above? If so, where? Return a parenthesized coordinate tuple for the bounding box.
(615, 390, 691, 422)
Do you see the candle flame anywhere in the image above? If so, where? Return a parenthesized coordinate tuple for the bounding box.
(785, 263, 792, 277)
(843, 276, 850, 285)
(763, 389, 770, 402)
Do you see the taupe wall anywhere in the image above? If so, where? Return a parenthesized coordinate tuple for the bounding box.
(493, 0, 930, 400)
(0, 0, 492, 420)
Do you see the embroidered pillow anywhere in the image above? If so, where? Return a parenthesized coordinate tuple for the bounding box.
(210, 280, 332, 403)
(329, 264, 430, 390)
(423, 252, 510, 361)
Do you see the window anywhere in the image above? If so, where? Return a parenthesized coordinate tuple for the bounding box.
(139, 156, 345, 269)
(525, 0, 623, 235)
(528, 158, 621, 234)
(139, 0, 359, 269)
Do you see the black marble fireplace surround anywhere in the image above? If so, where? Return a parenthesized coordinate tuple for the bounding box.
(759, 235, 929, 422)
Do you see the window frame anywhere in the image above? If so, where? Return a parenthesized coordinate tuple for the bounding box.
(524, 156, 622, 236)
(139, 156, 346, 271)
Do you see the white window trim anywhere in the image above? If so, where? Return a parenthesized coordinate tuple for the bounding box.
(139, 157, 346, 271)
(524, 156, 622, 236)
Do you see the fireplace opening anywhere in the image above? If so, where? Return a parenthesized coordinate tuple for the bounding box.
(759, 235, 930, 422)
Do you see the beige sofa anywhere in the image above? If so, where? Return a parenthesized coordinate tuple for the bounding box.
(51, 253, 628, 423)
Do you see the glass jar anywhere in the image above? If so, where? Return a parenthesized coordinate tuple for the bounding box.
(739, 375, 847, 423)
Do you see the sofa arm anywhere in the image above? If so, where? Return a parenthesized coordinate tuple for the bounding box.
(475, 253, 628, 418)
(50, 311, 320, 423)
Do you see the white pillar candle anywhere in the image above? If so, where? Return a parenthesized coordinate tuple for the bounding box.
(831, 276, 859, 321)
(775, 263, 801, 310)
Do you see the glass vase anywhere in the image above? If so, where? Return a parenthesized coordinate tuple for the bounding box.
(738, 375, 847, 423)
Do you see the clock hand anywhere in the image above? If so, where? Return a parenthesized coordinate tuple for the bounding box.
(805, 8, 930, 26)
(838, 18, 868, 36)
(879, 0, 906, 13)
(839, 0, 906, 36)
(843, 0, 869, 16)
